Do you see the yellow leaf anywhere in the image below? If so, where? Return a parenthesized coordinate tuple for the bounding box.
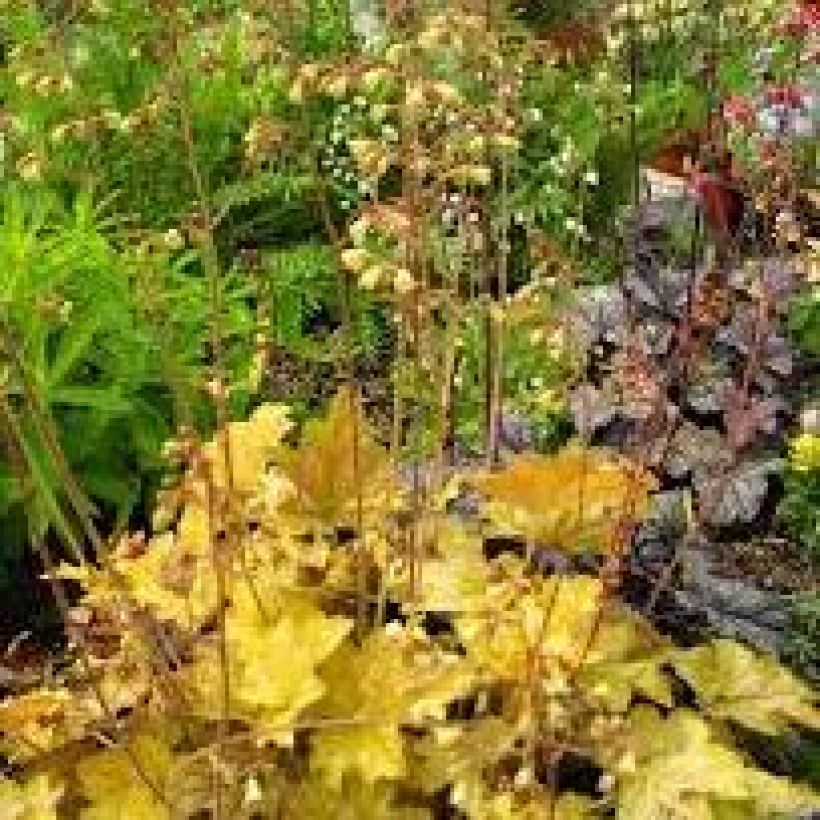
(671, 639, 820, 735)
(203, 403, 293, 494)
(407, 718, 518, 796)
(452, 781, 594, 820)
(317, 626, 472, 723)
(606, 707, 818, 820)
(458, 575, 603, 679)
(553, 793, 598, 819)
(311, 725, 405, 789)
(283, 776, 429, 819)
(309, 626, 473, 787)
(0, 688, 88, 762)
(577, 608, 673, 712)
(189, 587, 351, 738)
(473, 446, 656, 552)
(0, 774, 61, 820)
(54, 508, 218, 631)
(419, 524, 489, 613)
(119, 526, 215, 629)
(77, 733, 173, 820)
(278, 389, 395, 525)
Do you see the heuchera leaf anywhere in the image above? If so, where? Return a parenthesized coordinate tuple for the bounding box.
(419, 523, 489, 613)
(608, 707, 818, 820)
(76, 732, 173, 820)
(309, 626, 473, 788)
(695, 459, 778, 526)
(473, 446, 656, 552)
(457, 574, 604, 681)
(282, 776, 429, 819)
(278, 388, 395, 526)
(0, 687, 92, 763)
(202, 403, 293, 494)
(577, 608, 673, 712)
(189, 587, 352, 741)
(670, 639, 820, 735)
(0, 774, 62, 820)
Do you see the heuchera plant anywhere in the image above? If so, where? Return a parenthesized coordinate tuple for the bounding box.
(0, 396, 817, 818)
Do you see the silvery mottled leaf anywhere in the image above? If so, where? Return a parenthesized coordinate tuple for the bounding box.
(623, 271, 662, 310)
(570, 384, 616, 435)
(760, 256, 800, 302)
(569, 286, 627, 347)
(696, 459, 780, 526)
(687, 381, 724, 415)
(763, 332, 794, 376)
(754, 371, 779, 396)
(499, 412, 533, 452)
(644, 321, 674, 355)
(625, 264, 690, 317)
(665, 423, 727, 479)
(728, 265, 748, 291)
(645, 490, 689, 534)
(718, 308, 794, 376)
(717, 307, 756, 353)
(718, 384, 785, 450)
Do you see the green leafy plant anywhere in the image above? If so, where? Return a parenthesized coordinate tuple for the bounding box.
(788, 287, 820, 358)
(780, 433, 820, 557)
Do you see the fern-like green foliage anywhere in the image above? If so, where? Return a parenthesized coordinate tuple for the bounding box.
(0, 183, 256, 561)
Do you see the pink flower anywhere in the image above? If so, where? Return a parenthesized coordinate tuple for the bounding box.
(764, 83, 804, 108)
(722, 95, 754, 126)
(758, 141, 778, 166)
(778, 3, 820, 36)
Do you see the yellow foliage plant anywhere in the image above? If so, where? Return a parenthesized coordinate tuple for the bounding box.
(0, 395, 817, 819)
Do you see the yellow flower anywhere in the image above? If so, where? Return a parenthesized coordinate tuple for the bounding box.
(493, 133, 520, 152)
(385, 43, 405, 67)
(348, 138, 389, 178)
(361, 67, 389, 93)
(790, 433, 820, 473)
(393, 267, 415, 294)
(341, 248, 369, 273)
(359, 265, 382, 290)
(323, 74, 349, 99)
(16, 152, 43, 182)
